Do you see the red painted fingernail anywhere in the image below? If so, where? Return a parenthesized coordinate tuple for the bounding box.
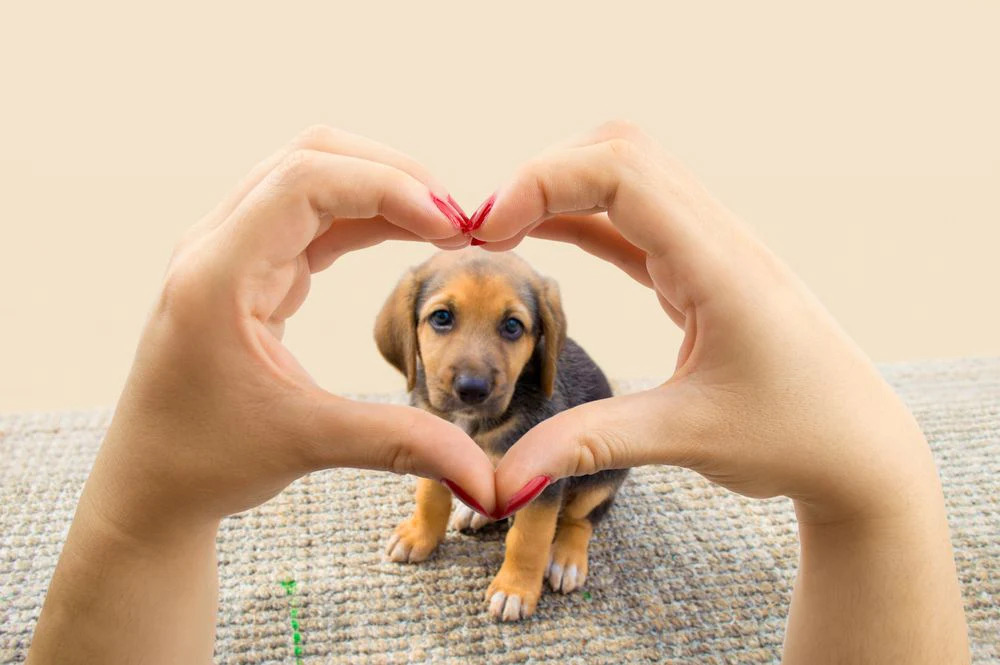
(470, 237, 486, 246)
(447, 195, 471, 231)
(441, 479, 490, 517)
(431, 192, 465, 231)
(468, 193, 496, 232)
(494, 475, 551, 520)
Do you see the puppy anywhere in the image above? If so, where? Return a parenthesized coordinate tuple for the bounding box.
(375, 249, 628, 621)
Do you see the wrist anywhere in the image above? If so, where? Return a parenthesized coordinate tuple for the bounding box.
(786, 470, 969, 665)
(791, 424, 944, 528)
(82, 407, 227, 541)
(78, 480, 222, 556)
(792, 448, 945, 529)
(28, 491, 220, 665)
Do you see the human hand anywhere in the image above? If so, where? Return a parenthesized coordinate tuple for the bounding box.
(29, 128, 506, 665)
(472, 123, 969, 663)
(87, 126, 498, 537)
(473, 121, 939, 525)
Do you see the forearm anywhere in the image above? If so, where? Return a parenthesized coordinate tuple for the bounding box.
(27, 487, 220, 665)
(784, 469, 969, 664)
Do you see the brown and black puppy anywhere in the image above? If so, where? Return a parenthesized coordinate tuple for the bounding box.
(374, 249, 628, 621)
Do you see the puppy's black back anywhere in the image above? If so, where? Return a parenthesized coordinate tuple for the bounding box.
(553, 338, 614, 408)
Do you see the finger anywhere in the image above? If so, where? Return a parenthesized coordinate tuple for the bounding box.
(223, 150, 461, 269)
(475, 219, 543, 253)
(493, 386, 708, 512)
(304, 218, 469, 273)
(266, 216, 466, 326)
(203, 125, 458, 233)
(545, 119, 667, 155)
(296, 393, 497, 516)
(471, 128, 736, 309)
(526, 213, 685, 326)
(430, 234, 474, 250)
(307, 218, 419, 271)
(528, 214, 654, 288)
(479, 213, 681, 323)
(471, 140, 696, 258)
(477, 235, 525, 253)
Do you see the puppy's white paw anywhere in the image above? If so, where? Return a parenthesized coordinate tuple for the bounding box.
(486, 568, 542, 621)
(450, 503, 493, 532)
(489, 591, 528, 622)
(547, 542, 588, 593)
(385, 518, 441, 563)
(546, 560, 585, 593)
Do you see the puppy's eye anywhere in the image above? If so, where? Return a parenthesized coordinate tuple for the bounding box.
(500, 317, 524, 340)
(429, 309, 453, 330)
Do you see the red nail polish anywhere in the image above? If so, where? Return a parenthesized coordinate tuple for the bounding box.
(468, 193, 496, 232)
(431, 192, 465, 231)
(441, 478, 490, 517)
(470, 238, 486, 246)
(494, 475, 552, 520)
(447, 195, 470, 231)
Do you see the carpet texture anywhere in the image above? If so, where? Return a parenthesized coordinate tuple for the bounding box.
(2, 358, 998, 664)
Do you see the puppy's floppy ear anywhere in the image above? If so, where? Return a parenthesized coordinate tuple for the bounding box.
(536, 277, 567, 397)
(374, 269, 421, 392)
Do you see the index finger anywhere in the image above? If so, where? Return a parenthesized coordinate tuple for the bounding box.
(222, 150, 462, 269)
(472, 138, 706, 258)
(471, 124, 744, 309)
(203, 125, 462, 233)
(528, 213, 654, 288)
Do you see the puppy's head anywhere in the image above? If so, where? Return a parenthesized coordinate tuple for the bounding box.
(374, 250, 566, 419)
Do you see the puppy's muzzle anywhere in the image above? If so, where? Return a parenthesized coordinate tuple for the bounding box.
(453, 374, 493, 405)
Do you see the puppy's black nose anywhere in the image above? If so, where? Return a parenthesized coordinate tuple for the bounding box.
(454, 375, 492, 405)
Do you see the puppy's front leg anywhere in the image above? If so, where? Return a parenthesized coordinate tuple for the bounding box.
(386, 478, 452, 563)
(486, 498, 560, 621)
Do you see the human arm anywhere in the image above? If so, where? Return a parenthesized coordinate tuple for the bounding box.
(474, 121, 970, 664)
(26, 127, 496, 664)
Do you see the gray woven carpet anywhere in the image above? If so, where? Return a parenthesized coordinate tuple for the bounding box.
(2, 358, 998, 664)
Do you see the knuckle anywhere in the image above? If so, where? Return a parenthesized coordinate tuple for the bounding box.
(515, 156, 545, 183)
(158, 258, 207, 322)
(169, 230, 198, 262)
(407, 163, 436, 188)
(603, 136, 641, 164)
(379, 409, 426, 475)
(573, 429, 621, 476)
(596, 118, 646, 143)
(384, 440, 416, 476)
(513, 158, 552, 206)
(294, 124, 342, 147)
(274, 149, 320, 187)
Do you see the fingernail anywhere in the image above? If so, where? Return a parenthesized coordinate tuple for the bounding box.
(441, 479, 490, 517)
(468, 193, 496, 232)
(494, 475, 551, 520)
(431, 192, 466, 231)
(470, 238, 486, 246)
(447, 195, 470, 231)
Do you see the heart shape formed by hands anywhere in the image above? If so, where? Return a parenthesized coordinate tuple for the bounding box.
(37, 121, 966, 661)
(111, 122, 918, 543)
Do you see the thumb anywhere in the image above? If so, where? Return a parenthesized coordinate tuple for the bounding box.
(493, 386, 706, 516)
(296, 392, 497, 517)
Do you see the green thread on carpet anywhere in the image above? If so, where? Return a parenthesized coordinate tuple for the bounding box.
(281, 579, 304, 664)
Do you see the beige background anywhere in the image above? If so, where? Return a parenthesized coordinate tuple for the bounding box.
(1, 2, 998, 412)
